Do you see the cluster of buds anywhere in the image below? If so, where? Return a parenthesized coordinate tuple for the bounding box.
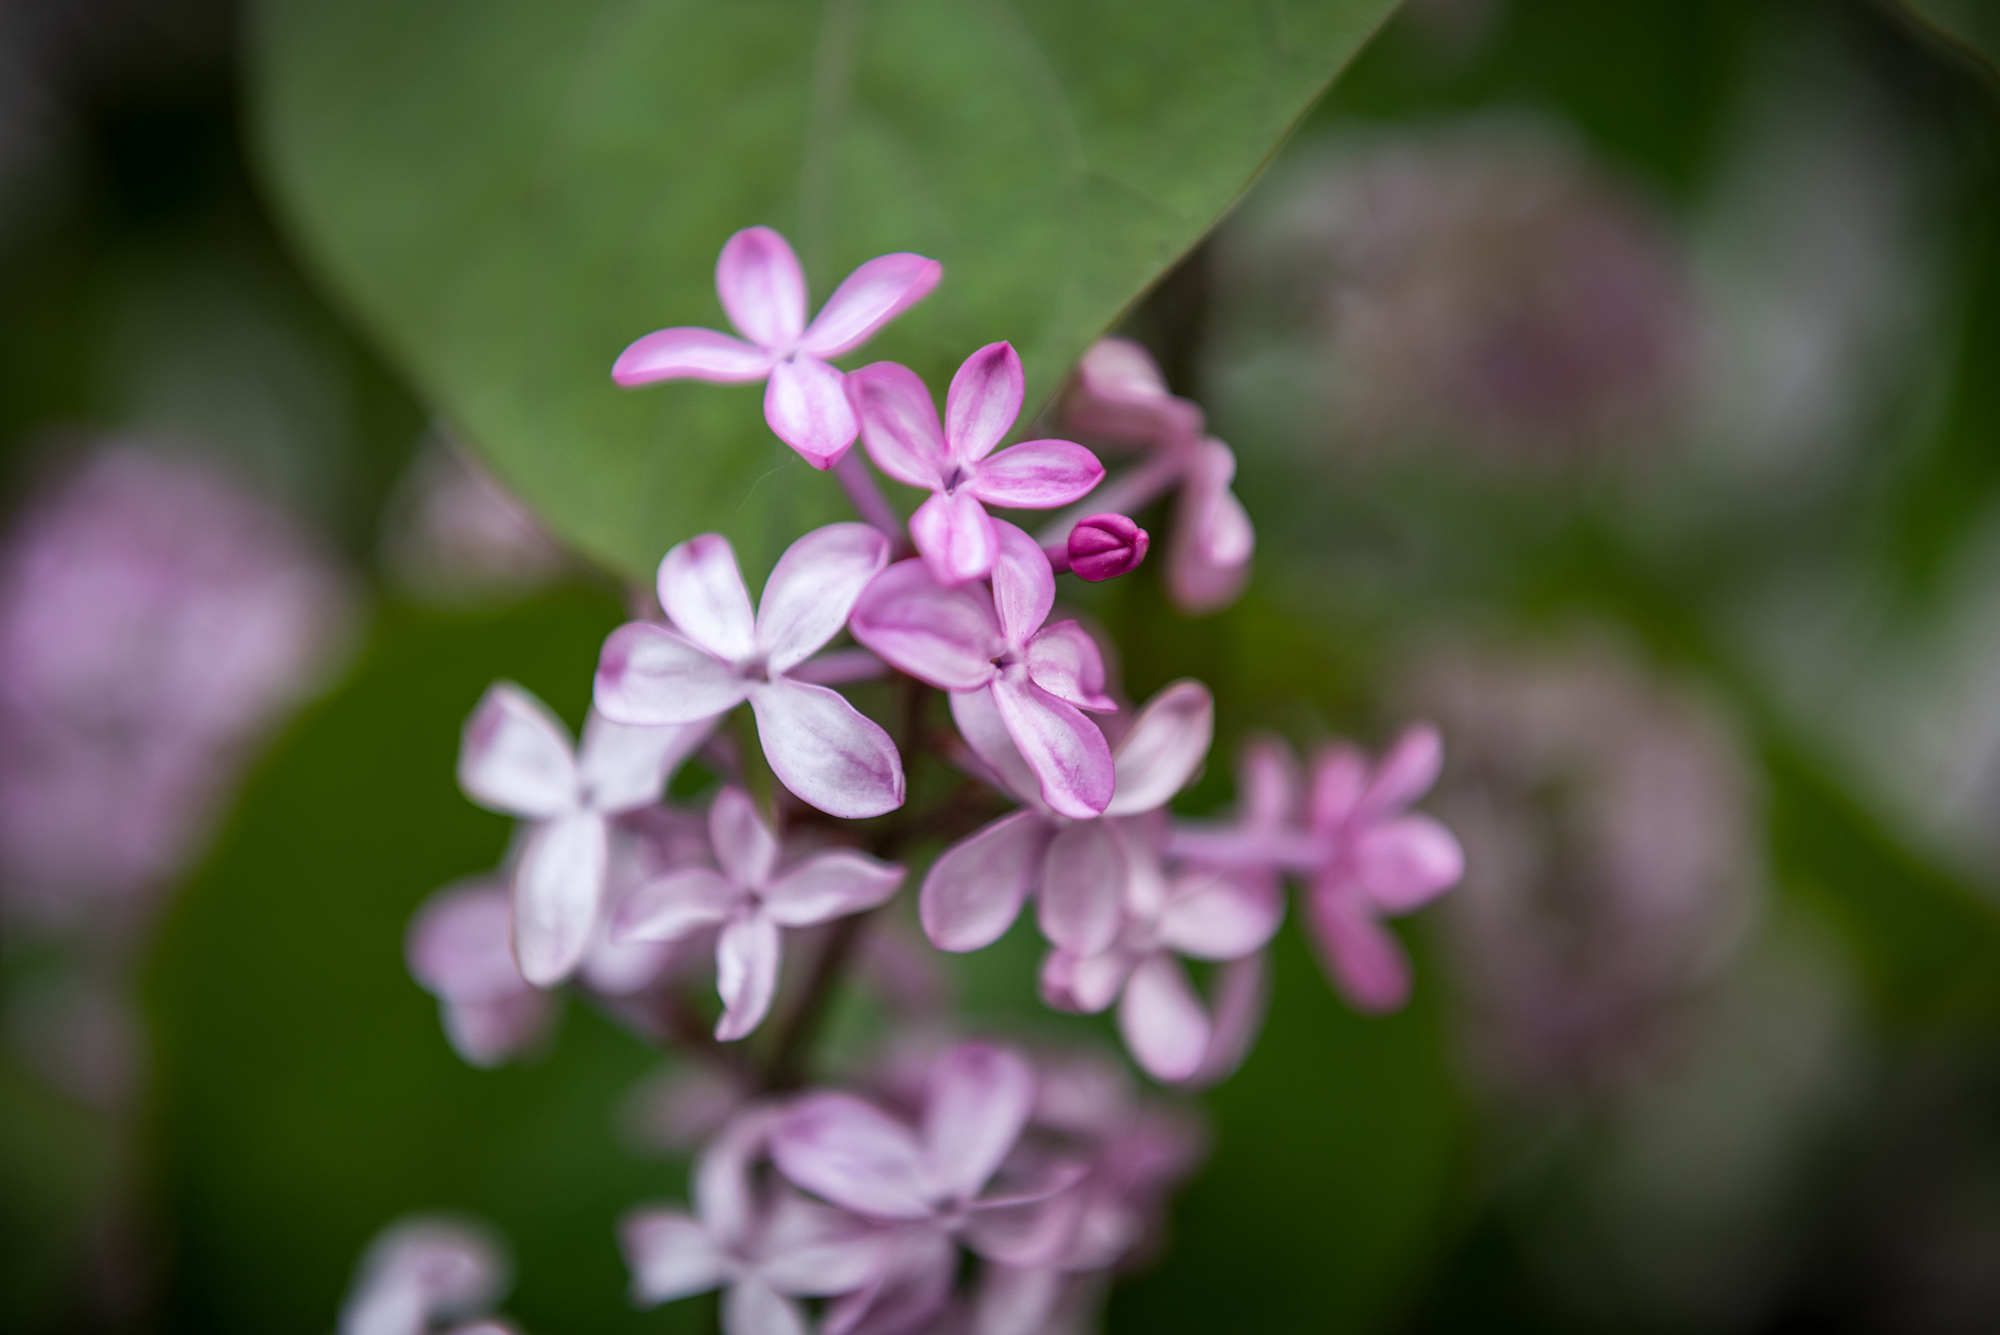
(400, 227, 1466, 1332)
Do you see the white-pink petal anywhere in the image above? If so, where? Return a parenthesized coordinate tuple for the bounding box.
(944, 342, 1025, 465)
(947, 687, 1043, 808)
(849, 361, 950, 489)
(909, 489, 997, 586)
(724, 1277, 808, 1335)
(1156, 871, 1284, 961)
(577, 712, 710, 813)
(512, 811, 607, 987)
(987, 521, 1054, 647)
(849, 560, 1003, 692)
(766, 355, 858, 470)
(1039, 945, 1136, 1014)
(1035, 820, 1124, 958)
(594, 622, 749, 725)
(457, 682, 578, 819)
(922, 1042, 1035, 1203)
(1353, 814, 1464, 913)
(612, 327, 775, 386)
(715, 912, 783, 1041)
(755, 1191, 887, 1296)
(621, 1209, 729, 1304)
(1022, 620, 1115, 712)
(991, 677, 1114, 820)
(717, 226, 807, 349)
(407, 882, 530, 1003)
(762, 851, 903, 927)
(710, 785, 779, 889)
(964, 439, 1104, 508)
(798, 253, 943, 360)
(755, 523, 889, 673)
(773, 1094, 935, 1220)
(617, 867, 740, 943)
(661, 534, 758, 662)
(918, 810, 1050, 952)
(1106, 680, 1213, 817)
(1119, 953, 1211, 1082)
(749, 680, 905, 819)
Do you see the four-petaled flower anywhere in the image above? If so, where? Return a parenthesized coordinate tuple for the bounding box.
(613, 227, 942, 469)
(456, 683, 710, 987)
(850, 342, 1104, 586)
(616, 786, 903, 1041)
(594, 524, 905, 819)
(850, 519, 1116, 818)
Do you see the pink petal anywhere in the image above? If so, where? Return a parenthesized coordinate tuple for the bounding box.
(1118, 953, 1210, 1082)
(822, 1228, 955, 1335)
(1241, 735, 1303, 831)
(1353, 814, 1463, 913)
(1307, 881, 1412, 1014)
(694, 1107, 779, 1246)
(661, 533, 757, 661)
(1310, 743, 1370, 835)
(1064, 336, 1204, 446)
(714, 912, 782, 1041)
(1184, 951, 1269, 1089)
(757, 1190, 889, 1296)
(724, 1279, 808, 1335)
(922, 1041, 1035, 1202)
(1105, 680, 1213, 817)
(908, 490, 997, 586)
(614, 867, 739, 942)
(1023, 620, 1115, 712)
(786, 647, 888, 686)
(974, 1265, 1062, 1335)
(594, 621, 749, 725)
(773, 1093, 935, 1220)
(962, 1177, 1088, 1269)
(512, 811, 608, 987)
(964, 439, 1104, 508)
(710, 785, 779, 889)
(947, 686, 1042, 807)
(440, 993, 552, 1069)
(577, 713, 712, 813)
(848, 361, 949, 489)
(987, 520, 1054, 646)
(991, 677, 1114, 820)
(766, 355, 858, 470)
(749, 680, 905, 819)
(1038, 944, 1137, 1014)
(407, 882, 526, 1003)
(717, 226, 806, 349)
(756, 523, 891, 673)
(612, 326, 774, 386)
(762, 851, 904, 927)
(1166, 441, 1252, 614)
(1157, 870, 1284, 960)
(457, 682, 578, 819)
(848, 559, 1002, 691)
(1064, 511, 1150, 582)
(620, 1209, 728, 1305)
(919, 810, 1050, 952)
(944, 341, 1024, 464)
(1036, 819, 1125, 957)
(798, 253, 944, 359)
(1357, 722, 1445, 823)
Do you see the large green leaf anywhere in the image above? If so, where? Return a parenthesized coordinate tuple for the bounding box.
(248, 0, 1397, 579)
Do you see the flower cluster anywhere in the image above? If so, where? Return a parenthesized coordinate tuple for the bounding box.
(394, 226, 1465, 1333)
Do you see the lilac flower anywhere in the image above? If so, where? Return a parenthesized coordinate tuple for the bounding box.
(849, 521, 1115, 819)
(918, 680, 1213, 968)
(456, 684, 710, 987)
(339, 1216, 514, 1335)
(1061, 513, 1149, 583)
(616, 786, 904, 1041)
(613, 227, 942, 469)
(594, 524, 904, 819)
(622, 1108, 886, 1335)
(405, 879, 555, 1068)
(848, 343, 1104, 586)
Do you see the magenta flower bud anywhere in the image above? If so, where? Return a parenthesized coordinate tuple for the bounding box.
(1066, 513, 1149, 582)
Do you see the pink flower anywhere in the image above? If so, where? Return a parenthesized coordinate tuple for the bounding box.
(622, 1108, 887, 1335)
(457, 685, 711, 987)
(848, 344, 1104, 586)
(1062, 337, 1205, 448)
(594, 524, 905, 819)
(849, 521, 1114, 819)
(405, 879, 556, 1068)
(613, 227, 942, 469)
(920, 680, 1212, 957)
(615, 787, 904, 1041)
(1061, 513, 1149, 583)
(339, 1215, 513, 1335)
(1165, 439, 1254, 614)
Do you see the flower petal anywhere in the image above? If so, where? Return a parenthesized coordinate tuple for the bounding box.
(714, 912, 782, 1041)
(594, 622, 748, 725)
(457, 682, 578, 818)
(749, 681, 905, 819)
(439, 993, 554, 1070)
(799, 253, 944, 359)
(1105, 680, 1213, 817)
(918, 810, 1050, 952)
(1310, 742, 1370, 834)
(1166, 440, 1252, 614)
(772, 1094, 934, 1220)
(922, 1041, 1035, 1202)
(908, 490, 997, 586)
(821, 1228, 954, 1335)
(1307, 881, 1412, 1014)
(763, 851, 904, 927)
(577, 712, 713, 813)
(848, 559, 1002, 691)
(1023, 620, 1115, 712)
(1184, 951, 1269, 1089)
(724, 1278, 808, 1335)
(944, 341, 1024, 464)
(1353, 814, 1463, 913)
(717, 226, 806, 349)
(756, 523, 890, 673)
(661, 533, 757, 661)
(947, 687, 1042, 807)
(962, 1182, 1087, 1269)
(695, 1107, 780, 1246)
(766, 355, 858, 469)
(612, 326, 775, 386)
(1063, 336, 1204, 446)
(1118, 953, 1211, 1082)
(964, 439, 1104, 508)
(987, 520, 1054, 647)
(512, 811, 608, 987)
(407, 882, 527, 1003)
(710, 785, 779, 889)
(615, 867, 740, 942)
(757, 1189, 888, 1296)
(1241, 735, 1303, 831)
(848, 361, 949, 489)
(1157, 869, 1284, 960)
(974, 1265, 1063, 1335)
(1357, 722, 1445, 823)
(620, 1209, 729, 1305)
(1036, 819, 1125, 957)
(991, 677, 1114, 820)
(1038, 945, 1136, 1014)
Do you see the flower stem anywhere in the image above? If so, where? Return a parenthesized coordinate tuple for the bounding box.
(761, 909, 871, 1092)
(833, 449, 909, 554)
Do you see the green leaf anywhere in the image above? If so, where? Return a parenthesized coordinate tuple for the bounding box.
(248, 0, 1397, 579)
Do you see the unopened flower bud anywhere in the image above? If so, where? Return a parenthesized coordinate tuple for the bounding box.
(1066, 513, 1149, 582)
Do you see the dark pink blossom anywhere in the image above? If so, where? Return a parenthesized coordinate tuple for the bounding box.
(849, 343, 1104, 586)
(613, 227, 941, 469)
(1063, 514, 1149, 583)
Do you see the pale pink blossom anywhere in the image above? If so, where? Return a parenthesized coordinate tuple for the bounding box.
(456, 684, 710, 987)
(405, 879, 556, 1067)
(594, 524, 905, 819)
(849, 343, 1103, 586)
(849, 521, 1115, 819)
(339, 1216, 514, 1335)
(613, 227, 942, 469)
(615, 786, 903, 1040)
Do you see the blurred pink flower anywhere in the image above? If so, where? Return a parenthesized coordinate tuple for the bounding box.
(615, 786, 903, 1041)
(613, 226, 942, 469)
(850, 520, 1115, 819)
(380, 434, 568, 606)
(405, 879, 556, 1068)
(340, 1215, 514, 1335)
(594, 524, 905, 819)
(849, 343, 1103, 586)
